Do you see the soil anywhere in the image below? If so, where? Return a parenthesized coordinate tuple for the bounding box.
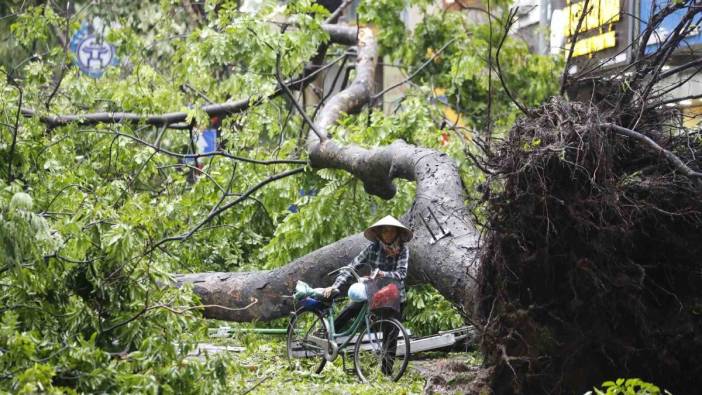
(411, 354, 489, 394)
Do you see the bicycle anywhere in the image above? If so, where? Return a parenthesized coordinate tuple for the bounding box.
(286, 267, 411, 383)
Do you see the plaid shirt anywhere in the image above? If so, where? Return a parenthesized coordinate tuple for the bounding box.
(332, 241, 409, 302)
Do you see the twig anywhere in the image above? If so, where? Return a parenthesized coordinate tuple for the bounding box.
(241, 371, 274, 395)
(7, 80, 23, 182)
(495, 8, 531, 117)
(181, 167, 305, 239)
(148, 299, 259, 315)
(152, 167, 305, 249)
(371, 38, 457, 100)
(485, 0, 494, 139)
(559, 0, 591, 96)
(274, 51, 326, 141)
(42, 183, 83, 212)
(102, 298, 259, 334)
(81, 127, 307, 165)
(45, 1, 72, 110)
(658, 57, 702, 80)
(311, 52, 349, 122)
(157, 163, 227, 193)
(602, 123, 702, 180)
(181, 83, 214, 104)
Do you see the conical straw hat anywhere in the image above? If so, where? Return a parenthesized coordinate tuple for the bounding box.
(363, 215, 413, 243)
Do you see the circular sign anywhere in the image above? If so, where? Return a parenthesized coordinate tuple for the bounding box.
(70, 22, 118, 78)
(76, 36, 115, 77)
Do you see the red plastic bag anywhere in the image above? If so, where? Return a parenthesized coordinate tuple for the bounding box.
(367, 279, 401, 313)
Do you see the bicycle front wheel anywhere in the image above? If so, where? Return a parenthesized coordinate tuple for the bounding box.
(286, 309, 329, 374)
(353, 317, 410, 383)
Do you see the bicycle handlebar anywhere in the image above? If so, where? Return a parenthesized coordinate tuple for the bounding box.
(326, 262, 373, 282)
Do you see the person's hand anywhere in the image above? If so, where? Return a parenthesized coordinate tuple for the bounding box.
(322, 287, 338, 299)
(371, 268, 383, 279)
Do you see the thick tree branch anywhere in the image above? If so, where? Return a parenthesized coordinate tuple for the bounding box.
(308, 26, 377, 147)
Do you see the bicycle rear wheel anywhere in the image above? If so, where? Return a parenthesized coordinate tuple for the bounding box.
(286, 309, 329, 374)
(353, 317, 410, 383)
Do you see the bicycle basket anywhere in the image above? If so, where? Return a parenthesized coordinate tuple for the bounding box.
(365, 278, 401, 313)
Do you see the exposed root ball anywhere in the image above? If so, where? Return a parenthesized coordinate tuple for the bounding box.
(477, 97, 702, 394)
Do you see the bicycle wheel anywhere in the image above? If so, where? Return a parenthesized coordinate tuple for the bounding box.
(353, 317, 410, 383)
(286, 309, 329, 374)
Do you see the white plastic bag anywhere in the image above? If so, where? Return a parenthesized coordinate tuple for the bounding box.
(348, 282, 368, 302)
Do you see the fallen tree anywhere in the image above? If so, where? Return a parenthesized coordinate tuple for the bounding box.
(175, 24, 480, 321)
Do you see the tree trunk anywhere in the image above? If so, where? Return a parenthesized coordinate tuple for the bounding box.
(176, 25, 480, 322)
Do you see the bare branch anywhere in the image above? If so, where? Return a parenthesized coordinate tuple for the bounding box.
(602, 123, 702, 180)
(81, 127, 307, 166)
(658, 57, 702, 81)
(371, 38, 457, 101)
(153, 166, 305, 249)
(274, 51, 327, 141)
(495, 8, 531, 117)
(560, 0, 591, 96)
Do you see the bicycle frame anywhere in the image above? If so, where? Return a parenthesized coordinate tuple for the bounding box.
(314, 299, 385, 362)
(294, 265, 385, 362)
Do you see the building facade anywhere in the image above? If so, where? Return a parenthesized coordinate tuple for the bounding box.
(516, 0, 702, 127)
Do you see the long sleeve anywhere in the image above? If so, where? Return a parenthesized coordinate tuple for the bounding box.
(332, 243, 373, 289)
(379, 245, 409, 281)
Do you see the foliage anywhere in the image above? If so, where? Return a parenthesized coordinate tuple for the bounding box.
(404, 285, 464, 337)
(206, 327, 426, 394)
(589, 378, 670, 395)
(0, 0, 559, 392)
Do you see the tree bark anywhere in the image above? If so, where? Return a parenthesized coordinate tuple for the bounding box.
(176, 25, 480, 322)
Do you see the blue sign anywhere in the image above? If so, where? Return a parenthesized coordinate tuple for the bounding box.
(69, 22, 119, 78)
(640, 1, 702, 54)
(195, 128, 218, 155)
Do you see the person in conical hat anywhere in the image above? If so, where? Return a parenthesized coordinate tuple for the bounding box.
(324, 215, 413, 298)
(323, 215, 413, 333)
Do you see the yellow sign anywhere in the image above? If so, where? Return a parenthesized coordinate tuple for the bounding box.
(572, 31, 617, 57)
(432, 88, 466, 129)
(564, 0, 620, 36)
